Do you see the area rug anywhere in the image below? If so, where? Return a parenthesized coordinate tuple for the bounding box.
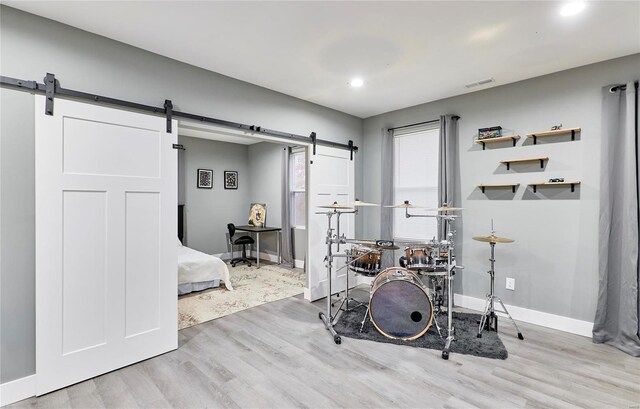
(178, 263, 304, 330)
(333, 308, 508, 359)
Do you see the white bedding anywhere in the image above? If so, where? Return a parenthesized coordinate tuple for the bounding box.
(178, 241, 233, 291)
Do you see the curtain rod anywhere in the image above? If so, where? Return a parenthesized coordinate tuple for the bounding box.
(609, 82, 639, 93)
(0, 73, 358, 156)
(389, 115, 460, 131)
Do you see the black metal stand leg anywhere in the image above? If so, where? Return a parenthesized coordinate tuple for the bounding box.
(495, 296, 524, 340)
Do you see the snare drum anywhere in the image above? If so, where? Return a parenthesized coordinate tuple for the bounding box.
(369, 267, 434, 340)
(348, 246, 382, 276)
(404, 246, 433, 270)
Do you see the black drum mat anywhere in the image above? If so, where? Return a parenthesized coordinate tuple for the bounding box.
(333, 308, 508, 360)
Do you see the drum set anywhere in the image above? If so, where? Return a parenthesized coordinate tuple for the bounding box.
(316, 199, 464, 359)
(316, 200, 524, 360)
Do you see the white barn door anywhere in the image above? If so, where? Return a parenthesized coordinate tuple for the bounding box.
(35, 97, 177, 395)
(306, 146, 354, 301)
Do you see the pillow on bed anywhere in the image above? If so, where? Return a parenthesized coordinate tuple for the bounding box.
(177, 238, 183, 247)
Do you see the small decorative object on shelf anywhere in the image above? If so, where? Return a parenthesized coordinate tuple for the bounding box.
(550, 124, 563, 130)
(478, 126, 502, 140)
(549, 178, 564, 183)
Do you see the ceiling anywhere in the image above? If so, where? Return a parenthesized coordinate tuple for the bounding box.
(4, 1, 639, 118)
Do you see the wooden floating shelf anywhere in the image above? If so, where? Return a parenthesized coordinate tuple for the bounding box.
(478, 183, 520, 193)
(475, 135, 520, 150)
(500, 156, 548, 170)
(526, 127, 581, 144)
(528, 181, 581, 193)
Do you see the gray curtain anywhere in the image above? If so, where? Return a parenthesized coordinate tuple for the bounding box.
(437, 115, 460, 241)
(593, 81, 640, 356)
(280, 146, 294, 267)
(380, 127, 395, 268)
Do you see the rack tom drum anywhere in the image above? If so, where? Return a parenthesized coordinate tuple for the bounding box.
(348, 246, 382, 276)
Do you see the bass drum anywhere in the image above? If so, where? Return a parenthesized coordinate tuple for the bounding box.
(369, 267, 434, 340)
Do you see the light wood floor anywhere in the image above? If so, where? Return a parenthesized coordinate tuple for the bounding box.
(9, 288, 640, 409)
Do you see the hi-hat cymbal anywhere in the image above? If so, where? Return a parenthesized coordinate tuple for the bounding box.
(426, 205, 465, 212)
(472, 235, 514, 243)
(317, 201, 353, 210)
(384, 201, 426, 209)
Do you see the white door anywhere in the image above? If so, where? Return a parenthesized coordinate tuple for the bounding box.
(35, 97, 177, 395)
(306, 146, 355, 301)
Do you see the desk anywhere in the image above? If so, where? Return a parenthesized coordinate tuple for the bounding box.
(234, 225, 282, 268)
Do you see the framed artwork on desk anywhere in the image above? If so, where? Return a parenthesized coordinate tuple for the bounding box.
(248, 203, 266, 227)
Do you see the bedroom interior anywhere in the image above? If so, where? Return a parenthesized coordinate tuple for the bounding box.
(175, 124, 306, 329)
(0, 1, 639, 408)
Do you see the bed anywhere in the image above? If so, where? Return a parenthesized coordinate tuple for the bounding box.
(178, 239, 233, 295)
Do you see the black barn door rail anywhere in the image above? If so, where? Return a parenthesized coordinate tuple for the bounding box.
(0, 73, 358, 158)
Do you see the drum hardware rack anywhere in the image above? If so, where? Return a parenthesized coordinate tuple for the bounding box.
(317, 205, 464, 360)
(316, 209, 354, 345)
(333, 209, 363, 312)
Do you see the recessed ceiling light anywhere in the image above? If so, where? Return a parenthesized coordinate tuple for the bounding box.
(350, 78, 364, 88)
(560, 1, 586, 17)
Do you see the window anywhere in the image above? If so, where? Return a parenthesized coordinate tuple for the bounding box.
(393, 127, 440, 240)
(290, 151, 306, 228)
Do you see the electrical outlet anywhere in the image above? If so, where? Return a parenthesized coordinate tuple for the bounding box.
(506, 277, 515, 291)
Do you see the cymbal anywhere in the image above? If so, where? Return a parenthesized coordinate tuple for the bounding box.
(317, 201, 353, 210)
(351, 199, 380, 207)
(472, 235, 514, 243)
(338, 199, 379, 207)
(426, 205, 465, 212)
(384, 201, 426, 209)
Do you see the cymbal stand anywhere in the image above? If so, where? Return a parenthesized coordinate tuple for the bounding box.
(477, 239, 524, 340)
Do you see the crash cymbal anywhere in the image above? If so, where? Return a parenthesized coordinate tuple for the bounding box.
(317, 201, 353, 210)
(384, 200, 426, 209)
(426, 205, 465, 212)
(351, 199, 380, 207)
(472, 235, 514, 243)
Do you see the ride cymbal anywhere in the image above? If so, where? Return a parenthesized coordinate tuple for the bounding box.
(472, 235, 514, 243)
(384, 200, 426, 209)
(317, 201, 353, 210)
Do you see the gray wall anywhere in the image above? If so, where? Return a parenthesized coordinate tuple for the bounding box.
(247, 142, 285, 256)
(0, 6, 361, 384)
(179, 136, 250, 255)
(361, 53, 640, 323)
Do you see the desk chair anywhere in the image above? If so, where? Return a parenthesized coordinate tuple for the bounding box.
(227, 223, 255, 267)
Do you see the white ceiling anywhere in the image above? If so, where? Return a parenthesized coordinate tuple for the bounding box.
(4, 1, 640, 118)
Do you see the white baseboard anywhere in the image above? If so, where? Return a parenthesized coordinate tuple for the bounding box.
(294, 259, 305, 269)
(0, 375, 36, 407)
(454, 294, 593, 338)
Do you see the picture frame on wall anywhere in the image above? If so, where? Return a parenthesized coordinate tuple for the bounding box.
(197, 169, 213, 189)
(224, 170, 238, 190)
